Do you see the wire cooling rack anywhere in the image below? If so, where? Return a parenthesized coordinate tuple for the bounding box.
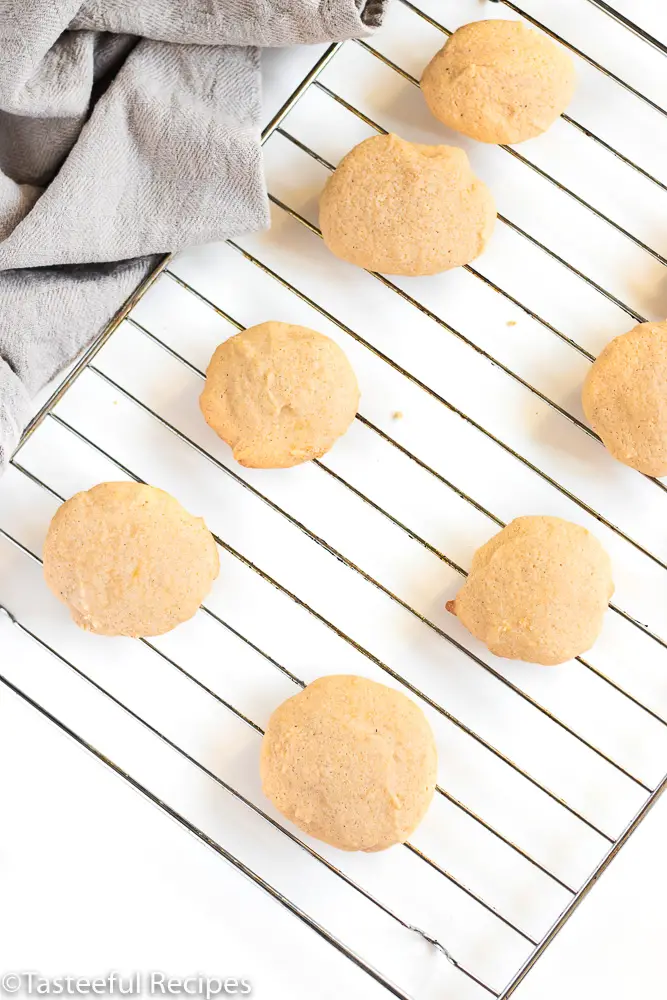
(1, 1, 666, 996)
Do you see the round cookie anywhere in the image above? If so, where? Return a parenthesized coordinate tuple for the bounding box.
(43, 481, 219, 638)
(260, 675, 437, 852)
(319, 133, 495, 276)
(421, 20, 577, 144)
(447, 516, 613, 665)
(583, 320, 667, 476)
(200, 321, 359, 468)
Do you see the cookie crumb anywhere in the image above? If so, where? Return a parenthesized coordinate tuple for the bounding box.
(392, 411, 403, 420)
(506, 320, 517, 327)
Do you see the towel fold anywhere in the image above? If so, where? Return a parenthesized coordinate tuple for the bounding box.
(0, 0, 387, 468)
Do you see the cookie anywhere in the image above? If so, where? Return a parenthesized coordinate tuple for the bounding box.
(43, 481, 219, 637)
(582, 320, 667, 476)
(447, 516, 613, 665)
(421, 20, 577, 144)
(260, 675, 438, 852)
(319, 133, 495, 276)
(200, 321, 359, 468)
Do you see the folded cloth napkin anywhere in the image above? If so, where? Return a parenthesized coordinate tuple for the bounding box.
(0, 0, 387, 469)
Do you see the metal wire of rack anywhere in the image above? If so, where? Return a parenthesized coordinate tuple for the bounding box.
(1, 1, 666, 997)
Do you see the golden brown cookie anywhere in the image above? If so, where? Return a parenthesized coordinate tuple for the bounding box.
(260, 675, 438, 851)
(447, 516, 613, 665)
(200, 321, 359, 468)
(319, 133, 495, 276)
(43, 481, 219, 637)
(583, 320, 667, 477)
(421, 20, 577, 144)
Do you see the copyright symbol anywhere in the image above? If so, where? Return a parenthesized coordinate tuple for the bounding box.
(2, 974, 21, 994)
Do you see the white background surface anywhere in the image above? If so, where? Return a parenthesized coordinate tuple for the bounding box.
(1, 682, 666, 1000)
(2, 4, 667, 999)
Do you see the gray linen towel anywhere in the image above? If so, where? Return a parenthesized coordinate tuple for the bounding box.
(0, 0, 387, 469)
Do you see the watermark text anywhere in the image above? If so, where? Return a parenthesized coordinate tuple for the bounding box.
(0, 974, 251, 998)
